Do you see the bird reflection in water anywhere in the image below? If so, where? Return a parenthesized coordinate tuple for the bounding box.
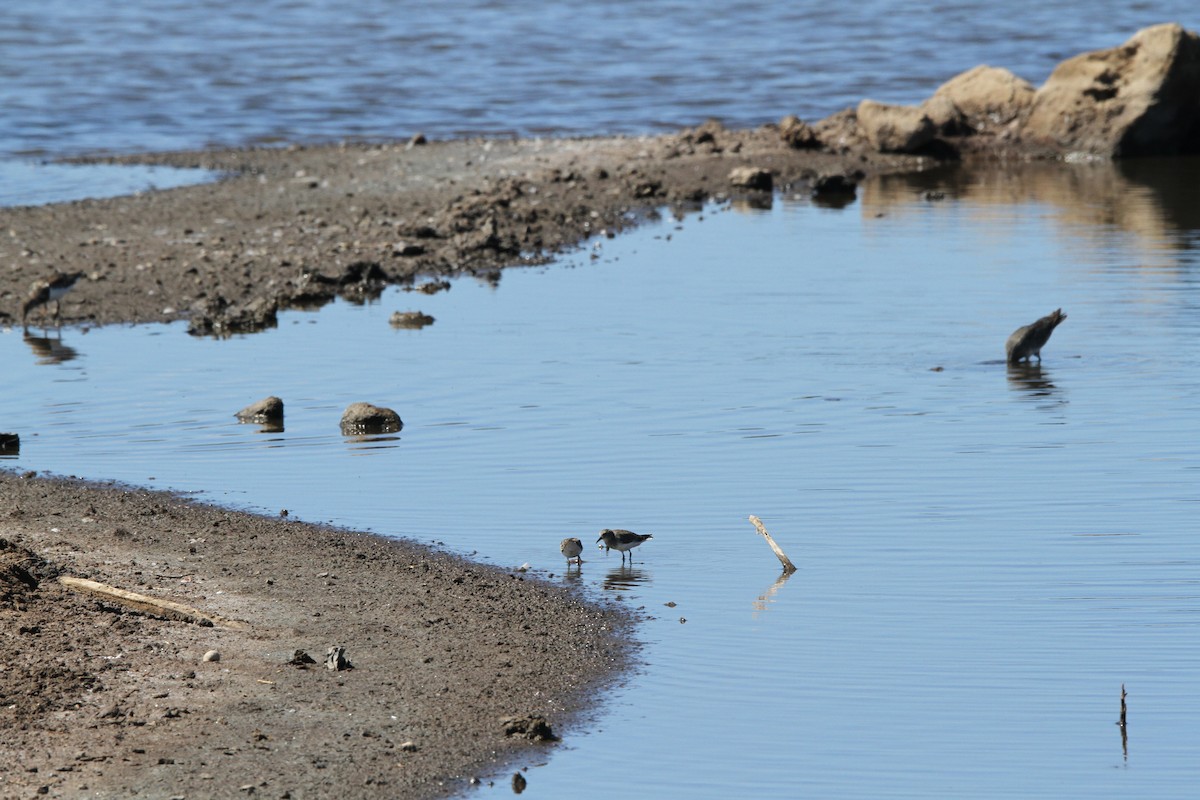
(24, 329, 79, 365)
(1006, 362, 1060, 398)
(602, 565, 652, 592)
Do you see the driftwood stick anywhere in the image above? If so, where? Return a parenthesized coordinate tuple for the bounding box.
(748, 515, 797, 573)
(59, 576, 247, 630)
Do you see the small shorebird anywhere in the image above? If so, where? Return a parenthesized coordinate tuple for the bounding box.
(22, 271, 86, 327)
(560, 537, 583, 565)
(596, 529, 653, 563)
(1006, 308, 1066, 364)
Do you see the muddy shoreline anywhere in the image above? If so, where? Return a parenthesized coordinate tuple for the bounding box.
(0, 126, 925, 332)
(1, 470, 632, 798)
(0, 125, 930, 798)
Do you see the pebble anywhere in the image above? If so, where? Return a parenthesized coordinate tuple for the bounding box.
(202, 650, 221, 662)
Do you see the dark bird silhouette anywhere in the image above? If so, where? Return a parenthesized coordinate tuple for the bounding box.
(1006, 309, 1066, 364)
(22, 271, 86, 327)
(596, 529, 653, 563)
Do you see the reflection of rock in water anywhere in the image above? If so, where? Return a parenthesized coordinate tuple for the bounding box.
(24, 331, 79, 364)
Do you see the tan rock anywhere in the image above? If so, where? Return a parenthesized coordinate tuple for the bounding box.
(1022, 23, 1200, 157)
(928, 65, 1035, 132)
(728, 167, 773, 191)
(778, 115, 820, 149)
(856, 99, 936, 153)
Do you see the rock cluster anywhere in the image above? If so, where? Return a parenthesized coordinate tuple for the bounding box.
(800, 23, 1200, 159)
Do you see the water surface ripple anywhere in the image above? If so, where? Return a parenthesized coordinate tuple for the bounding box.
(4, 161, 1200, 797)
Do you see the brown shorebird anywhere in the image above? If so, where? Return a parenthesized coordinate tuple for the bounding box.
(596, 529, 653, 563)
(22, 271, 86, 326)
(560, 537, 583, 565)
(1006, 308, 1066, 364)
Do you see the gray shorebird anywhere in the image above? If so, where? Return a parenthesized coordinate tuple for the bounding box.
(1006, 308, 1066, 364)
(22, 271, 86, 326)
(596, 529, 653, 563)
(560, 537, 583, 565)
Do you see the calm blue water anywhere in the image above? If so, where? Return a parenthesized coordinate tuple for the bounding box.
(4, 162, 1200, 797)
(1, 2, 1199, 202)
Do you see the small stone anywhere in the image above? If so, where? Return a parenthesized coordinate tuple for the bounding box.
(511, 773, 527, 794)
(728, 166, 773, 191)
(325, 645, 353, 671)
(389, 311, 435, 329)
(400, 741, 419, 752)
(288, 649, 317, 666)
(500, 713, 558, 742)
(202, 650, 220, 662)
(779, 115, 820, 149)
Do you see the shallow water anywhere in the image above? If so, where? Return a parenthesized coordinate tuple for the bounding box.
(3, 1, 1200, 203)
(4, 160, 1200, 797)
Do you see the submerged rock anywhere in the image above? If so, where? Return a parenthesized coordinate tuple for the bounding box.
(340, 402, 403, 435)
(389, 310, 435, 329)
(235, 396, 284, 423)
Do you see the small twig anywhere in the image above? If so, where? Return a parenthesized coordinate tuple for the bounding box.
(1119, 684, 1127, 727)
(748, 515, 797, 573)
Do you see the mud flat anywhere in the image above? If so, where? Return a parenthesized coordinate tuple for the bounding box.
(1, 470, 633, 798)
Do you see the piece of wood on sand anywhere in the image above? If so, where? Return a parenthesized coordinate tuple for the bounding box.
(59, 576, 247, 630)
(748, 515, 797, 573)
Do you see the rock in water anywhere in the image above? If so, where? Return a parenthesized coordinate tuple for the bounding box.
(340, 402, 402, 435)
(1006, 309, 1067, 364)
(235, 396, 284, 423)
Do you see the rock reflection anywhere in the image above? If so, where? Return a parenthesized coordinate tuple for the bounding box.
(602, 564, 651, 591)
(24, 329, 79, 364)
(864, 158, 1200, 270)
(343, 434, 403, 452)
(751, 568, 795, 618)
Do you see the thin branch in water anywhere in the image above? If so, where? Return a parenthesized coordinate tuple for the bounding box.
(748, 515, 797, 573)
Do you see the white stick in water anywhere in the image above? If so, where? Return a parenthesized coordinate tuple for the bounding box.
(748, 515, 797, 573)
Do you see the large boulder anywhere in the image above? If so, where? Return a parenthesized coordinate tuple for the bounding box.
(1021, 23, 1200, 157)
(855, 100, 936, 153)
(926, 65, 1035, 134)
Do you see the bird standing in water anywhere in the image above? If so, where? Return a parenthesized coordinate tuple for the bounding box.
(1006, 308, 1066, 364)
(596, 529, 653, 564)
(22, 271, 86, 327)
(560, 537, 584, 566)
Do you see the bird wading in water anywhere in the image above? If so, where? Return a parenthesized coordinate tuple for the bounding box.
(1006, 308, 1066, 364)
